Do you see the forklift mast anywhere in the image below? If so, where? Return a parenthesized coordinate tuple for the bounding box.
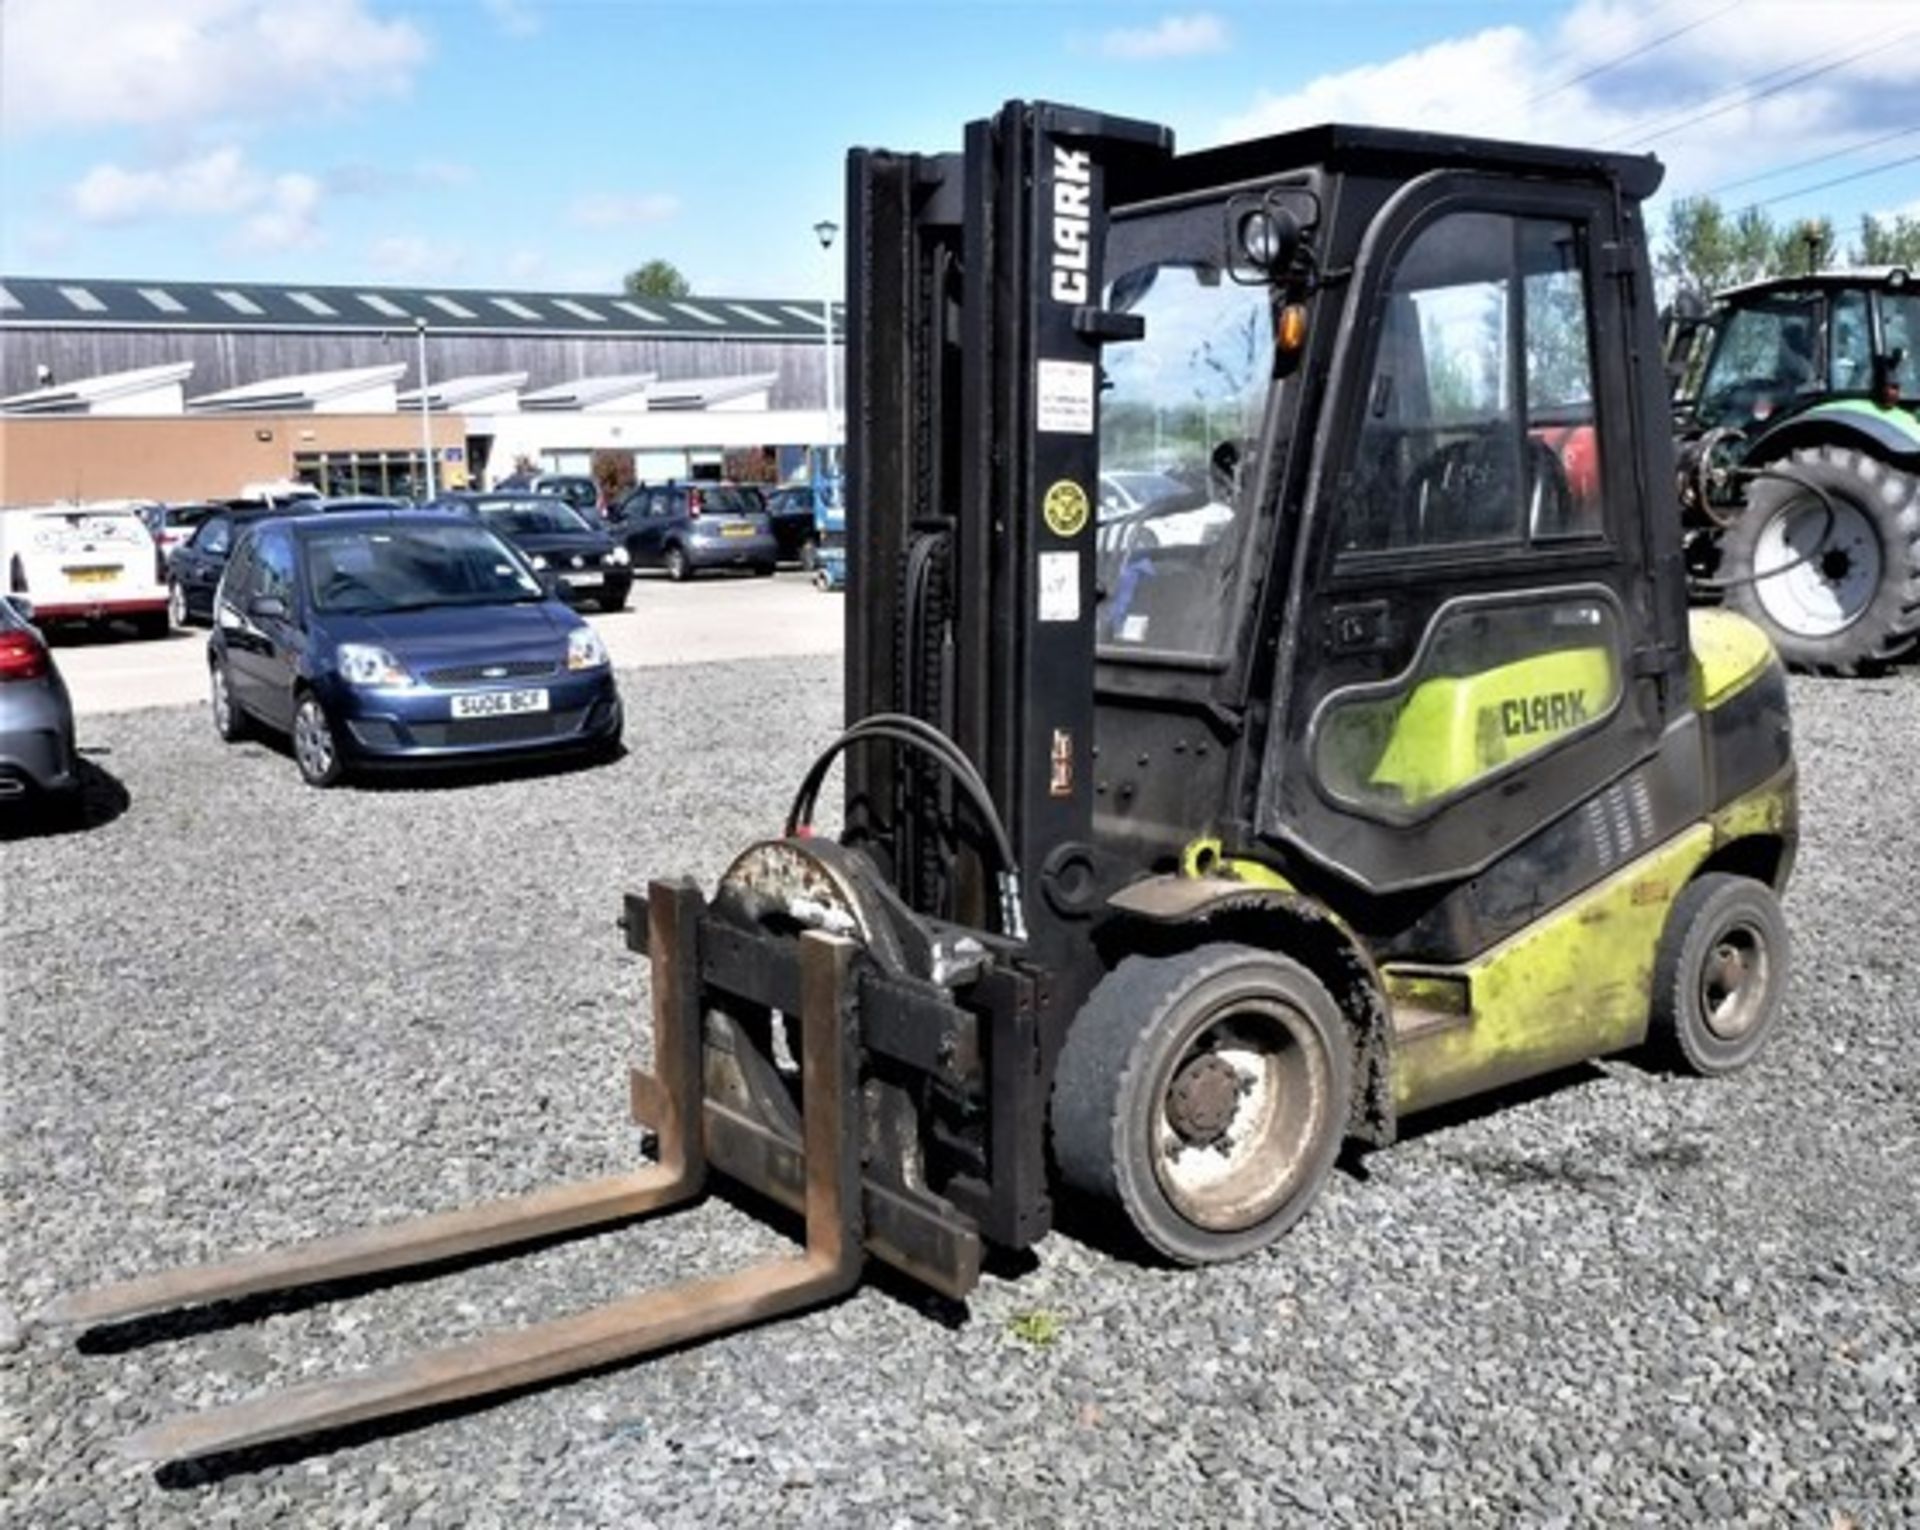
(844, 102, 1173, 974)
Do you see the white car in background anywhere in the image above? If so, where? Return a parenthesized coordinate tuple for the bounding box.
(1097, 469, 1234, 553)
(0, 502, 171, 638)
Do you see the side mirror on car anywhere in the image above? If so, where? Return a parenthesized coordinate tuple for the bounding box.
(249, 595, 289, 621)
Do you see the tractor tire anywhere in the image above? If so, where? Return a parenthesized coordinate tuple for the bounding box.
(1050, 943, 1352, 1265)
(1722, 445, 1920, 674)
(1646, 873, 1790, 1077)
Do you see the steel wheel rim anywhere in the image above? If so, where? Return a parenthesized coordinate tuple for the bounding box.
(1753, 496, 1880, 637)
(294, 700, 335, 780)
(211, 665, 232, 732)
(1151, 997, 1331, 1232)
(169, 583, 187, 627)
(1698, 919, 1769, 1041)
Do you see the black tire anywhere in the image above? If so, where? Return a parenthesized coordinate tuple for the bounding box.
(598, 587, 629, 613)
(291, 693, 345, 788)
(798, 537, 821, 572)
(664, 544, 692, 583)
(1722, 445, 1920, 675)
(134, 609, 170, 641)
(752, 562, 776, 578)
(1647, 873, 1790, 1076)
(209, 658, 249, 742)
(1050, 943, 1352, 1265)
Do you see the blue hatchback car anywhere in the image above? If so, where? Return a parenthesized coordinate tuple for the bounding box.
(208, 510, 622, 786)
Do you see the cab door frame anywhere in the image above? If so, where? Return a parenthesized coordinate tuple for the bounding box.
(1257, 168, 1686, 895)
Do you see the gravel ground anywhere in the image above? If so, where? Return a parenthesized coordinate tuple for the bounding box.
(3, 657, 1916, 1527)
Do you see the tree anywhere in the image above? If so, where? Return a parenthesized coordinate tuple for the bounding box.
(1857, 212, 1920, 268)
(622, 260, 691, 298)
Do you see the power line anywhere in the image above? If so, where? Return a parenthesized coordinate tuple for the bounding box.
(1610, 25, 1916, 149)
(1521, 0, 1740, 112)
(1699, 124, 1920, 199)
(1739, 150, 1920, 212)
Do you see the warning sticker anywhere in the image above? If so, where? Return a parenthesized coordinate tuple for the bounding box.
(1036, 359, 1095, 434)
(1038, 551, 1080, 623)
(1042, 478, 1090, 538)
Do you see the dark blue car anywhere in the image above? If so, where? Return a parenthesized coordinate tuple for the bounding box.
(208, 510, 622, 787)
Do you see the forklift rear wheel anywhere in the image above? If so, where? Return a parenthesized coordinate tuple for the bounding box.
(1051, 944, 1351, 1265)
(1648, 873, 1789, 1076)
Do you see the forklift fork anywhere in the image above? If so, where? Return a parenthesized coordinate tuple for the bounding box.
(40, 881, 865, 1464)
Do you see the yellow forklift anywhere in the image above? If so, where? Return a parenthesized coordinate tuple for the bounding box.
(48, 102, 1797, 1462)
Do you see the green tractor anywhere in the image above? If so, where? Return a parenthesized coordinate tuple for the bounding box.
(1669, 266, 1920, 673)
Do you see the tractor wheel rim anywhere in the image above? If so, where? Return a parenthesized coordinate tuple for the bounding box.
(1152, 997, 1330, 1232)
(294, 702, 334, 779)
(1753, 497, 1880, 637)
(1699, 920, 1769, 1041)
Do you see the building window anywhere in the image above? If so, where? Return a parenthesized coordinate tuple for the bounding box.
(294, 449, 430, 500)
(214, 288, 266, 316)
(288, 291, 339, 317)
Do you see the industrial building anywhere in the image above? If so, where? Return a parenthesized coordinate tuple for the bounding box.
(0, 275, 842, 502)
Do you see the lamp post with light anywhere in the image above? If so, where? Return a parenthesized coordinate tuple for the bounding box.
(414, 315, 437, 500)
(813, 219, 838, 441)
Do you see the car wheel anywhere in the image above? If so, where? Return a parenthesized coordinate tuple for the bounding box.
(598, 587, 629, 613)
(1647, 873, 1790, 1076)
(799, 537, 821, 572)
(210, 659, 249, 742)
(664, 545, 692, 582)
(753, 562, 776, 578)
(135, 609, 170, 640)
(1051, 943, 1352, 1265)
(168, 581, 190, 630)
(291, 694, 346, 788)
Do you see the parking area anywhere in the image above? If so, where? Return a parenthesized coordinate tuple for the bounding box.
(2, 650, 1916, 1525)
(43, 568, 843, 717)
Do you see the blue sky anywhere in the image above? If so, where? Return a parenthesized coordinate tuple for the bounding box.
(3, 0, 1917, 301)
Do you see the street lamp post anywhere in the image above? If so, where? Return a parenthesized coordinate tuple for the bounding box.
(813, 219, 839, 443)
(414, 315, 437, 500)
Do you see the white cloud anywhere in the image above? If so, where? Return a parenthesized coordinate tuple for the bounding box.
(1, 0, 428, 134)
(239, 174, 324, 252)
(369, 234, 467, 280)
(503, 248, 549, 282)
(481, 0, 541, 38)
(1213, 0, 1920, 209)
(569, 193, 681, 229)
(1100, 12, 1227, 61)
(67, 146, 324, 250)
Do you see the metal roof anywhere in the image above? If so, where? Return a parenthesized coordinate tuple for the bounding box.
(0, 276, 844, 342)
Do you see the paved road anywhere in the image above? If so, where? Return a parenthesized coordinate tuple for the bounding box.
(45, 569, 844, 716)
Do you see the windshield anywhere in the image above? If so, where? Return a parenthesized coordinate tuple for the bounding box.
(1096, 260, 1274, 660)
(305, 523, 544, 613)
(470, 497, 593, 536)
(1698, 291, 1823, 426)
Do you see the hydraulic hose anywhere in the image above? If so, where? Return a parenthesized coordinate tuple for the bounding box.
(1686, 464, 1842, 594)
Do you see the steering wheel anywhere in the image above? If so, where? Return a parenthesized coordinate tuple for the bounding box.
(1401, 435, 1573, 544)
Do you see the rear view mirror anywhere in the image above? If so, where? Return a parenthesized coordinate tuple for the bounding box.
(249, 595, 288, 621)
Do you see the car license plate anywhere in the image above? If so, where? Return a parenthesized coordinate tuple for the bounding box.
(561, 571, 603, 587)
(451, 688, 549, 719)
(67, 566, 120, 584)
(721, 524, 754, 538)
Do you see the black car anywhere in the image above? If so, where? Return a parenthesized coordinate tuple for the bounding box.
(761, 485, 824, 568)
(429, 493, 632, 612)
(167, 505, 284, 627)
(0, 594, 78, 813)
(605, 483, 777, 580)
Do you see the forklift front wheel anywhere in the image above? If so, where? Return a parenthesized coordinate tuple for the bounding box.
(1051, 944, 1352, 1265)
(1649, 873, 1790, 1076)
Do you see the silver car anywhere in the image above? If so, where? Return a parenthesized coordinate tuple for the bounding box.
(0, 595, 79, 813)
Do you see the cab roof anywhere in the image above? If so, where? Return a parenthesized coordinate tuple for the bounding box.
(1716, 265, 1915, 302)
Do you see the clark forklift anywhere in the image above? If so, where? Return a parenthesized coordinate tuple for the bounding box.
(48, 104, 1797, 1462)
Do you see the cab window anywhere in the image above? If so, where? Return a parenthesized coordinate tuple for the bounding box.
(1337, 211, 1606, 558)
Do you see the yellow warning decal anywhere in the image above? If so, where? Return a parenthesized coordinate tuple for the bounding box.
(1043, 479, 1090, 537)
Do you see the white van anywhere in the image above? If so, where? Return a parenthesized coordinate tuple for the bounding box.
(0, 502, 170, 637)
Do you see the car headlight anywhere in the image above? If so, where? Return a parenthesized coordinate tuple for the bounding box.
(566, 625, 609, 671)
(607, 545, 630, 567)
(531, 554, 549, 571)
(336, 642, 412, 687)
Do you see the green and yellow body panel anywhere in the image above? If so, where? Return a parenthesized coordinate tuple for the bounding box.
(1385, 766, 1794, 1114)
